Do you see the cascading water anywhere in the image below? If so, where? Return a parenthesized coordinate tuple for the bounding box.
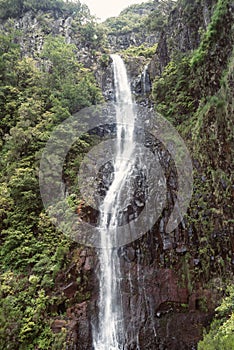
(93, 54, 136, 350)
(142, 64, 150, 95)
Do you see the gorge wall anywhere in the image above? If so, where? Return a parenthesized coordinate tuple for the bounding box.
(70, 1, 234, 349)
(0, 1, 233, 349)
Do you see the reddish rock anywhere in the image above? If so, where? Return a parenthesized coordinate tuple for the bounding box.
(189, 289, 214, 312)
(62, 282, 78, 298)
(51, 320, 67, 334)
(66, 302, 91, 350)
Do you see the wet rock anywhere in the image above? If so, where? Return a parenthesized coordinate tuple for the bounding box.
(159, 218, 165, 233)
(66, 302, 92, 350)
(124, 247, 136, 262)
(95, 60, 114, 101)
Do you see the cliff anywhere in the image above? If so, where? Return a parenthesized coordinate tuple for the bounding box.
(148, 0, 217, 77)
(0, 1, 233, 349)
(104, 0, 159, 51)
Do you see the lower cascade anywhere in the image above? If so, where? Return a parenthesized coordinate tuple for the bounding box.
(93, 54, 136, 349)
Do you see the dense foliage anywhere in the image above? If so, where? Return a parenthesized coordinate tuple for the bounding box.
(121, 43, 158, 58)
(152, 0, 233, 122)
(105, 1, 153, 32)
(0, 1, 103, 347)
(198, 286, 234, 349)
(103, 0, 176, 36)
(144, 0, 177, 31)
(0, 0, 91, 19)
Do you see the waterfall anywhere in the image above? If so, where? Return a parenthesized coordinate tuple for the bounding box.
(142, 64, 150, 95)
(93, 54, 136, 350)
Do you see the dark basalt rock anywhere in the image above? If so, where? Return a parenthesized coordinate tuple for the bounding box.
(148, 0, 217, 80)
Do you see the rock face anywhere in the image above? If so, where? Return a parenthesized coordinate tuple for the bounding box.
(95, 57, 115, 102)
(49, 247, 96, 350)
(108, 32, 158, 51)
(74, 1, 232, 349)
(0, 9, 104, 72)
(64, 115, 227, 350)
(95, 54, 152, 104)
(119, 266, 214, 350)
(148, 0, 217, 78)
(0, 10, 73, 56)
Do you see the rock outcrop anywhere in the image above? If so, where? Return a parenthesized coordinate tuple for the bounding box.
(148, 0, 217, 79)
(108, 32, 158, 51)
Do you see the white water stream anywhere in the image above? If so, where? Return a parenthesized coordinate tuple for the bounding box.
(93, 54, 136, 350)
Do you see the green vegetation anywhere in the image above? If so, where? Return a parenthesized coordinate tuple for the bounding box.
(0, 0, 233, 348)
(198, 286, 234, 349)
(104, 11, 148, 35)
(41, 36, 103, 112)
(145, 0, 177, 32)
(152, 53, 196, 123)
(104, 0, 154, 34)
(151, 1, 233, 344)
(0, 1, 103, 347)
(155, 0, 233, 278)
(103, 0, 176, 36)
(121, 43, 158, 58)
(152, 0, 233, 123)
(191, 0, 230, 66)
(0, 0, 91, 19)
